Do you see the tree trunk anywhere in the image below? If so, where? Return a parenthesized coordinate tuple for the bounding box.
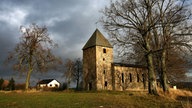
(76, 64, 80, 90)
(147, 52, 158, 95)
(143, 73, 147, 89)
(26, 52, 33, 91)
(25, 68, 33, 90)
(76, 79, 79, 90)
(161, 49, 169, 92)
(146, 36, 158, 95)
(145, 0, 158, 95)
(67, 80, 70, 89)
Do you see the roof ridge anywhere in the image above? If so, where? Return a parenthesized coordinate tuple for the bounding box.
(37, 79, 54, 84)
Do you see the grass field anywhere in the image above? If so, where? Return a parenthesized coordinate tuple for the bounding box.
(0, 89, 191, 108)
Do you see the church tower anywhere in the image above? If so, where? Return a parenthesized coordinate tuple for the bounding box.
(82, 29, 113, 90)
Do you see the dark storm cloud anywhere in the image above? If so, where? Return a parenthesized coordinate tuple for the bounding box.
(0, 0, 109, 83)
(0, 22, 20, 75)
(12, 0, 102, 58)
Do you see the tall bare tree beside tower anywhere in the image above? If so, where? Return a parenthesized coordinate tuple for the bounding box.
(101, 0, 159, 95)
(101, 0, 192, 94)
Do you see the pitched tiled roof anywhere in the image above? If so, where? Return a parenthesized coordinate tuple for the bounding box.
(82, 29, 113, 50)
(37, 79, 54, 84)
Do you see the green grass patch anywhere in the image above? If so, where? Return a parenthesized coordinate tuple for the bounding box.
(0, 90, 189, 108)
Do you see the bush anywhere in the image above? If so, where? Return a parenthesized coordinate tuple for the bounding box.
(62, 83, 68, 90)
(7, 78, 15, 91)
(15, 84, 25, 90)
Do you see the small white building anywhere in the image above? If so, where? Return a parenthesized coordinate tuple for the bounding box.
(37, 79, 60, 88)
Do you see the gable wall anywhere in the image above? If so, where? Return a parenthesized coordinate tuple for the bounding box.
(47, 80, 60, 88)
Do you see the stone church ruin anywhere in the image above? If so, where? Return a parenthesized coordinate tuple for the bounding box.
(82, 29, 147, 91)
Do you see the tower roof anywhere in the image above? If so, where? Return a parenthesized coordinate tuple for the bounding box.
(83, 29, 113, 50)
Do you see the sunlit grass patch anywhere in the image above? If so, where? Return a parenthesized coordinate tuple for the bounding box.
(0, 90, 190, 108)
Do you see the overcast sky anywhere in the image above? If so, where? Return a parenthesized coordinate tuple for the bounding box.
(0, 0, 192, 85)
(0, 0, 111, 84)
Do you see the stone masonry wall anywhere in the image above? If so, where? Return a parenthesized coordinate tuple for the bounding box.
(96, 46, 113, 90)
(112, 65, 148, 91)
(83, 47, 97, 90)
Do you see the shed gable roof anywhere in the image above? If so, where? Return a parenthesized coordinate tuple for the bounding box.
(82, 29, 113, 50)
(37, 79, 54, 84)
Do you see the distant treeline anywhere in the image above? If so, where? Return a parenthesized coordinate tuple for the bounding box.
(0, 78, 15, 91)
(173, 82, 192, 91)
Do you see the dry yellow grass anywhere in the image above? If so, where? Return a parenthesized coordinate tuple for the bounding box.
(158, 88, 192, 99)
(158, 88, 192, 108)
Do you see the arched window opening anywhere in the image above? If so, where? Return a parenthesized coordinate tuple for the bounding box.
(103, 48, 106, 53)
(129, 73, 132, 82)
(122, 73, 124, 83)
(137, 74, 140, 82)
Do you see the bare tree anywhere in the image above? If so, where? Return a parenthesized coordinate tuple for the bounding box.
(7, 77, 15, 91)
(166, 49, 189, 82)
(73, 58, 82, 90)
(151, 0, 192, 92)
(63, 58, 82, 90)
(101, 0, 159, 95)
(64, 59, 74, 89)
(7, 24, 61, 90)
(101, 0, 192, 94)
